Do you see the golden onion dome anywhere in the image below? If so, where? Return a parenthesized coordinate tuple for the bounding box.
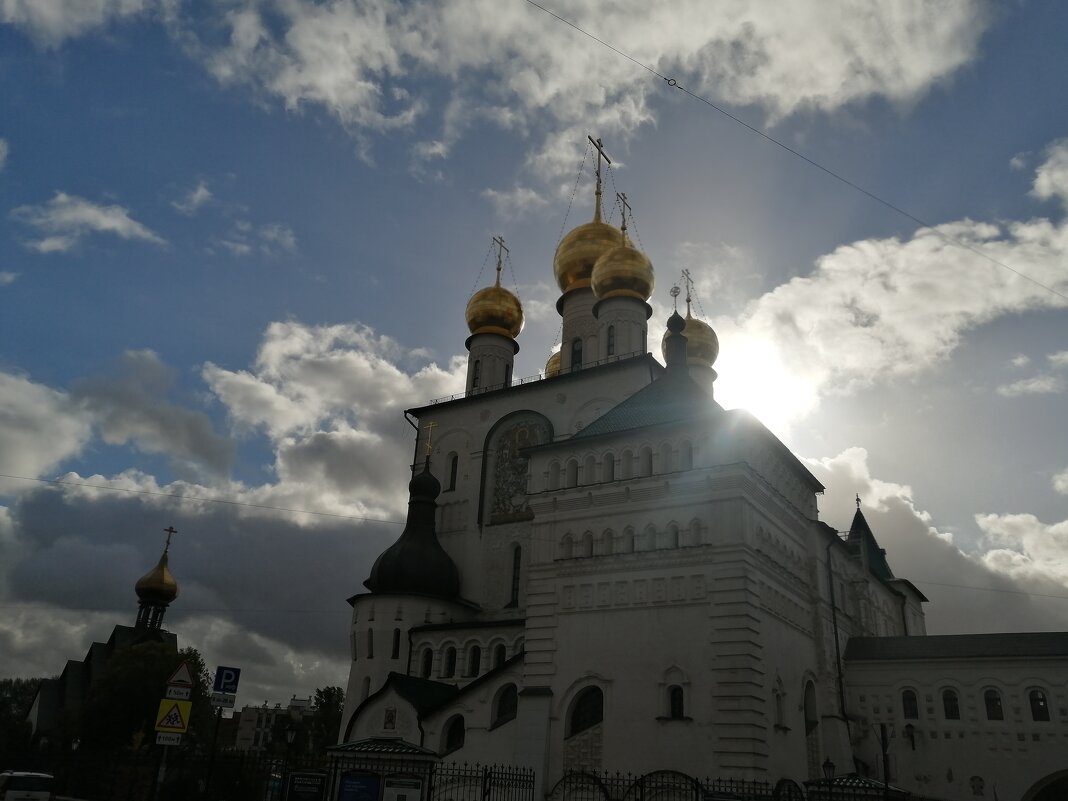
(466, 280, 524, 339)
(591, 238, 654, 302)
(544, 350, 561, 377)
(662, 312, 719, 367)
(135, 551, 179, 605)
(553, 218, 623, 294)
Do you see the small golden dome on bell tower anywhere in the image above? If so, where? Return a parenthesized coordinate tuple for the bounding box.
(466, 240, 524, 339)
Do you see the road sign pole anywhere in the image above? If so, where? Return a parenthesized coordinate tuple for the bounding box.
(204, 705, 223, 799)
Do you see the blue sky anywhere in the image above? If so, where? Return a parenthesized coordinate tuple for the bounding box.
(1, 0, 1067, 704)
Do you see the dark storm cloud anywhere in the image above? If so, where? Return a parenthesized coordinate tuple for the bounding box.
(5, 484, 397, 660)
(70, 350, 235, 476)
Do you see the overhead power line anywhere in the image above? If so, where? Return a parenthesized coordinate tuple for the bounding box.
(0, 473, 404, 526)
(524, 0, 1068, 303)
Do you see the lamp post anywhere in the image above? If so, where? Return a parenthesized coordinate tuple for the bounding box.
(822, 758, 835, 801)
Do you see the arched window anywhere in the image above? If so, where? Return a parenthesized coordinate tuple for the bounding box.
(366, 629, 374, 659)
(442, 715, 465, 753)
(509, 545, 522, 607)
(443, 646, 457, 678)
(571, 338, 582, 370)
(621, 527, 635, 554)
(583, 455, 597, 485)
(421, 648, 433, 678)
(942, 689, 960, 720)
(639, 446, 653, 477)
(659, 442, 672, 473)
(902, 689, 918, 719)
(664, 524, 679, 549)
(680, 441, 693, 470)
(603, 453, 616, 482)
(560, 534, 574, 559)
(984, 689, 1003, 721)
(493, 684, 519, 726)
(579, 531, 594, 558)
(567, 687, 603, 738)
(565, 459, 579, 488)
(494, 643, 507, 669)
(668, 685, 685, 719)
(472, 360, 481, 388)
(606, 325, 616, 356)
(1029, 689, 1050, 721)
(391, 628, 401, 660)
(446, 452, 459, 491)
(467, 645, 482, 677)
(548, 461, 561, 491)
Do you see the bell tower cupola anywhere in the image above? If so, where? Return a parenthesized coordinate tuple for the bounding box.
(134, 526, 180, 630)
(465, 236, 523, 393)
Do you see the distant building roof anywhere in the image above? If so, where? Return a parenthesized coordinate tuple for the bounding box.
(332, 736, 436, 755)
(845, 632, 1068, 662)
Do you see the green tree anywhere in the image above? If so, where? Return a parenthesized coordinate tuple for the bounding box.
(0, 677, 47, 752)
(311, 686, 345, 750)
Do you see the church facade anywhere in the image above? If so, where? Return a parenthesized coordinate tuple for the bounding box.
(339, 170, 1068, 801)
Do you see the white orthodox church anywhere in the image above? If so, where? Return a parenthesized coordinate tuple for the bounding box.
(338, 159, 1068, 801)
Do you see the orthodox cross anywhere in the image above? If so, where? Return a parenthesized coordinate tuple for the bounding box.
(492, 235, 509, 286)
(682, 269, 695, 315)
(162, 526, 177, 553)
(616, 192, 631, 238)
(423, 421, 438, 456)
(587, 135, 612, 218)
(856, 493, 861, 510)
(669, 285, 681, 312)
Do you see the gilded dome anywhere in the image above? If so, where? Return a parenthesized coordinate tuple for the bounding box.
(591, 239, 654, 302)
(544, 350, 561, 377)
(553, 218, 623, 294)
(466, 281, 523, 339)
(135, 551, 178, 605)
(661, 312, 719, 367)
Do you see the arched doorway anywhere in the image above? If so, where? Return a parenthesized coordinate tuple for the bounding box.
(1023, 770, 1068, 801)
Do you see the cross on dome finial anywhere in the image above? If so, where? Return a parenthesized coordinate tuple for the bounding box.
(682, 269, 695, 316)
(856, 493, 861, 510)
(588, 135, 612, 223)
(162, 526, 177, 553)
(669, 285, 681, 311)
(492, 235, 508, 287)
(423, 421, 438, 456)
(616, 192, 630, 242)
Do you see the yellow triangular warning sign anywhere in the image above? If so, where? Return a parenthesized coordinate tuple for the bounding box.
(155, 699, 191, 733)
(166, 661, 194, 687)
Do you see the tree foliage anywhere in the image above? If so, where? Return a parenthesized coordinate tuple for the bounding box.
(0, 677, 47, 752)
(311, 685, 345, 750)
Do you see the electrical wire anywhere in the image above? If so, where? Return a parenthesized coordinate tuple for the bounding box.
(524, 0, 1068, 304)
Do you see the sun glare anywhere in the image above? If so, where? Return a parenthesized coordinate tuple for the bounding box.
(713, 335, 819, 437)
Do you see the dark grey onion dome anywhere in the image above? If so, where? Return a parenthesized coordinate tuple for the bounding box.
(364, 458, 460, 600)
(663, 310, 688, 371)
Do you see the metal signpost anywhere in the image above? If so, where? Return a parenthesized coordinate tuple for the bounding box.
(205, 665, 242, 797)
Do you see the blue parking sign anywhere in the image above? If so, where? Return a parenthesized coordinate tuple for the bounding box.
(213, 666, 241, 694)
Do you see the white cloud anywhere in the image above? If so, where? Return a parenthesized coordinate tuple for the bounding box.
(11, 191, 165, 253)
(0, 271, 18, 285)
(217, 221, 297, 257)
(995, 375, 1064, 397)
(1032, 138, 1068, 208)
(711, 144, 1068, 432)
(1010, 354, 1030, 368)
(482, 186, 548, 218)
(172, 180, 213, 214)
(0, 0, 149, 47)
(0, 138, 8, 171)
(1048, 350, 1068, 368)
(0, 372, 92, 490)
(1054, 469, 1068, 496)
(170, 0, 990, 176)
(220, 239, 253, 257)
(807, 448, 1068, 634)
(258, 222, 297, 253)
(977, 513, 1068, 588)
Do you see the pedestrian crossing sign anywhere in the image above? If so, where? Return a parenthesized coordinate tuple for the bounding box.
(155, 699, 192, 733)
